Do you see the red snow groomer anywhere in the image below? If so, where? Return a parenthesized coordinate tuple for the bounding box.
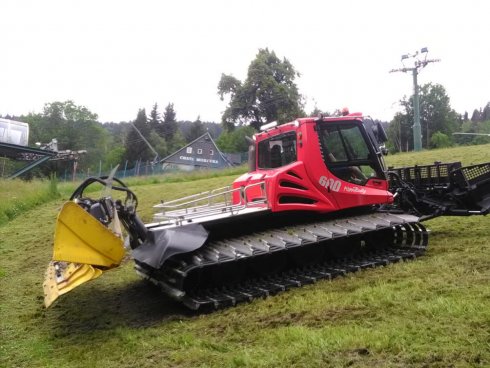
(44, 113, 490, 310)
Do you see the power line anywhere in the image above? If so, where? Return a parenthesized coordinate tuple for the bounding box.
(453, 132, 490, 137)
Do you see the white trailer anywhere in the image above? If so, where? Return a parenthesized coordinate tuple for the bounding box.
(0, 118, 29, 146)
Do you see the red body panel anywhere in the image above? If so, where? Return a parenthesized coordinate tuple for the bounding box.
(232, 117, 393, 214)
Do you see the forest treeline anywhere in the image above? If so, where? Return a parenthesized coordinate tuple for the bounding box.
(2, 48, 489, 178)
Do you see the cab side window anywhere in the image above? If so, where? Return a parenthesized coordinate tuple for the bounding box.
(257, 132, 297, 169)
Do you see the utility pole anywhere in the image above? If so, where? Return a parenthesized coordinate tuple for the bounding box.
(390, 47, 440, 151)
(130, 122, 160, 164)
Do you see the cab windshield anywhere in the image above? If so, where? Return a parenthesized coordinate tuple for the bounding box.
(318, 122, 384, 185)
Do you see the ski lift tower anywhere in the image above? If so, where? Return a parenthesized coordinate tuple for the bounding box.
(390, 47, 440, 151)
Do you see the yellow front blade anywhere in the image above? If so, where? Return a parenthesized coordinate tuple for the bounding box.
(53, 201, 125, 267)
(44, 201, 126, 308)
(43, 261, 103, 308)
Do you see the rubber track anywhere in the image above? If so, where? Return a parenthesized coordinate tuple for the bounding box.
(135, 213, 428, 310)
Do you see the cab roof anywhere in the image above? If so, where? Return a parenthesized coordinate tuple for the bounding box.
(254, 113, 365, 141)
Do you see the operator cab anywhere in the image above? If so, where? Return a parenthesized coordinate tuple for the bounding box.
(250, 115, 388, 188)
(317, 119, 387, 185)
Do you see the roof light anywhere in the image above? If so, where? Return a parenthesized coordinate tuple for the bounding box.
(260, 121, 278, 131)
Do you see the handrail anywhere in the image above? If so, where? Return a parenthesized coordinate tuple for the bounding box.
(153, 181, 268, 225)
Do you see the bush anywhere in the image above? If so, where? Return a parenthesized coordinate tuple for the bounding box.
(472, 135, 490, 145)
(430, 131, 452, 149)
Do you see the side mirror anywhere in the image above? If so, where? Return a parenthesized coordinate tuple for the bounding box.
(375, 122, 388, 143)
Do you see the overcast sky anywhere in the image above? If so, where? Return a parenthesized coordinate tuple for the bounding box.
(2, 0, 489, 123)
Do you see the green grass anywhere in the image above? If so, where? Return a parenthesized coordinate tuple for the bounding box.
(1, 145, 490, 367)
(120, 164, 248, 187)
(0, 176, 60, 225)
(385, 144, 490, 167)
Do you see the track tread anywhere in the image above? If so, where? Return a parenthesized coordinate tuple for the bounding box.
(137, 212, 428, 310)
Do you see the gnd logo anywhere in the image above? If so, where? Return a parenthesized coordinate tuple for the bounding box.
(318, 176, 341, 192)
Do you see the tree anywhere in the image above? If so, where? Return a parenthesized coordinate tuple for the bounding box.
(218, 48, 304, 131)
(387, 83, 459, 150)
(168, 130, 187, 153)
(28, 100, 99, 148)
(186, 116, 206, 142)
(418, 84, 459, 148)
(24, 100, 109, 176)
(387, 111, 412, 152)
(102, 122, 130, 146)
(457, 120, 476, 145)
(309, 107, 332, 117)
(453, 103, 490, 146)
(43, 100, 98, 121)
(482, 102, 490, 122)
(430, 131, 452, 149)
(216, 125, 256, 153)
(471, 109, 481, 122)
(160, 103, 178, 142)
(148, 103, 161, 132)
(124, 109, 154, 164)
(148, 130, 167, 158)
(104, 146, 126, 171)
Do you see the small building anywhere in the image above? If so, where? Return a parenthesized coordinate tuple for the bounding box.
(160, 132, 232, 171)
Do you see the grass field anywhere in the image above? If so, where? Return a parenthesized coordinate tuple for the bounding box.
(1, 146, 489, 367)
